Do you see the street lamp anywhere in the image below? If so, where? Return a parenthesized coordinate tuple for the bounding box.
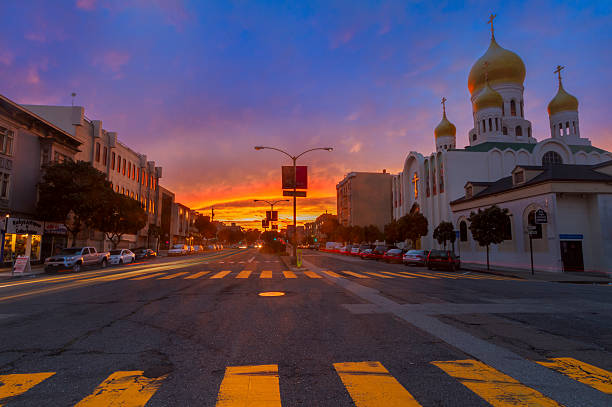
(254, 146, 333, 264)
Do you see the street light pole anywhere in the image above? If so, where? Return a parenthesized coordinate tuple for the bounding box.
(254, 146, 333, 264)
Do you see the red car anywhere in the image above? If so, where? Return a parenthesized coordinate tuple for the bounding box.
(382, 248, 405, 263)
(426, 250, 461, 271)
(360, 249, 377, 260)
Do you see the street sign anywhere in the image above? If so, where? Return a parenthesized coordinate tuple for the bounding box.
(282, 166, 308, 189)
(283, 190, 307, 197)
(271, 224, 278, 230)
(266, 210, 278, 221)
(527, 225, 539, 236)
(535, 209, 547, 224)
(261, 219, 269, 228)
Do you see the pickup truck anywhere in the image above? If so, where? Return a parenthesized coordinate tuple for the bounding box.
(44, 247, 110, 273)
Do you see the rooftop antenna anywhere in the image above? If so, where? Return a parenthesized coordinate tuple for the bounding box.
(71, 92, 77, 106)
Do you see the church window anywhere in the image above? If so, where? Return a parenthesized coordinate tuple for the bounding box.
(565, 122, 570, 134)
(502, 103, 505, 116)
(520, 100, 524, 117)
(572, 121, 576, 134)
(502, 214, 512, 240)
(515, 126, 523, 137)
(459, 221, 468, 242)
(514, 171, 524, 184)
(503, 126, 508, 135)
(489, 118, 493, 132)
(542, 151, 563, 166)
(473, 134, 477, 141)
(495, 118, 499, 131)
(432, 164, 437, 195)
(482, 120, 486, 133)
(444, 144, 447, 149)
(510, 100, 517, 116)
(559, 123, 563, 137)
(424, 161, 430, 197)
(439, 159, 444, 193)
(527, 127, 531, 138)
(528, 211, 542, 239)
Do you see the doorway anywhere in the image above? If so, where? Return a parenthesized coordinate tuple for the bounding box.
(560, 240, 584, 272)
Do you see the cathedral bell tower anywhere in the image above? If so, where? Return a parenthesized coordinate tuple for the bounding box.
(548, 65, 584, 144)
(434, 97, 456, 152)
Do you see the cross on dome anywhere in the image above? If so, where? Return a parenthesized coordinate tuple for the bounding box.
(441, 97, 447, 114)
(554, 65, 565, 85)
(487, 13, 497, 40)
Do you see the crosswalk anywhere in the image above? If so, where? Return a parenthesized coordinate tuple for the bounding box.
(127, 269, 521, 282)
(1, 357, 609, 406)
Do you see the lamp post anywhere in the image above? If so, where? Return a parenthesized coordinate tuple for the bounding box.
(253, 199, 289, 224)
(254, 146, 333, 264)
(0, 213, 9, 264)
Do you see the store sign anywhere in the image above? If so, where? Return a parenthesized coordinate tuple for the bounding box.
(13, 256, 31, 274)
(44, 222, 67, 235)
(7, 218, 43, 235)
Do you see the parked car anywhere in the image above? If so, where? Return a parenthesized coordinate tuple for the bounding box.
(109, 249, 136, 265)
(45, 247, 109, 273)
(360, 248, 375, 260)
(403, 249, 428, 266)
(168, 244, 188, 256)
(426, 250, 461, 271)
(372, 245, 393, 260)
(382, 248, 405, 263)
(192, 245, 204, 253)
(338, 246, 349, 254)
(350, 246, 361, 256)
(133, 248, 157, 260)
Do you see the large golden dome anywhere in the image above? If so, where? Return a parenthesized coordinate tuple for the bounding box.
(434, 111, 456, 139)
(548, 82, 578, 115)
(473, 82, 503, 111)
(468, 38, 526, 95)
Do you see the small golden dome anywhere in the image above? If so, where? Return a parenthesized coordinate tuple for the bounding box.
(473, 82, 503, 111)
(434, 111, 456, 139)
(468, 38, 526, 95)
(548, 82, 578, 115)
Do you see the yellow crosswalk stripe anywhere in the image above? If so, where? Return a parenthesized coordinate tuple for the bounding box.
(341, 270, 370, 278)
(304, 271, 322, 278)
(381, 271, 417, 278)
(432, 359, 561, 407)
(365, 272, 393, 278)
(184, 271, 210, 279)
(130, 272, 167, 280)
(0, 372, 55, 405)
(334, 361, 422, 407)
(75, 370, 166, 406)
(260, 270, 273, 278)
(282, 270, 297, 278)
(236, 270, 252, 279)
(322, 270, 342, 277)
(211, 270, 232, 279)
(158, 272, 189, 280)
(429, 272, 460, 279)
(536, 357, 612, 394)
(216, 364, 281, 407)
(401, 272, 439, 279)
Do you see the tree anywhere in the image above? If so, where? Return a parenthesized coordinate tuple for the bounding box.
(399, 213, 429, 249)
(194, 214, 217, 239)
(147, 224, 162, 250)
(37, 160, 111, 246)
(364, 224, 384, 243)
(349, 225, 364, 243)
(91, 191, 147, 249)
(433, 221, 456, 250)
(468, 205, 510, 270)
(245, 229, 261, 244)
(384, 220, 402, 244)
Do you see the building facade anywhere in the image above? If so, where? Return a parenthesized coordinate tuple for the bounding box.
(337, 171, 392, 231)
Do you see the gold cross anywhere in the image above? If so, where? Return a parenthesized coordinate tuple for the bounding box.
(441, 97, 447, 114)
(411, 172, 419, 199)
(554, 65, 565, 84)
(487, 13, 497, 39)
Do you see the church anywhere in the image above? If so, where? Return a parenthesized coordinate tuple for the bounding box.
(391, 17, 612, 274)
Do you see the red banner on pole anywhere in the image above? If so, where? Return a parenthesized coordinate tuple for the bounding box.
(266, 211, 278, 221)
(282, 166, 307, 189)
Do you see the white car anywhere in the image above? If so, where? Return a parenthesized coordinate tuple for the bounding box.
(109, 249, 135, 265)
(168, 244, 188, 256)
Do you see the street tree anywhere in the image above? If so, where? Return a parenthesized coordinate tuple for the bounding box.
(384, 220, 402, 244)
(399, 213, 429, 249)
(37, 160, 111, 246)
(364, 224, 384, 243)
(245, 229, 261, 244)
(349, 225, 364, 243)
(147, 223, 162, 249)
(91, 191, 147, 249)
(468, 205, 510, 270)
(433, 221, 456, 250)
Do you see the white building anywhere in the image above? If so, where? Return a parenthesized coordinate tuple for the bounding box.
(392, 23, 612, 263)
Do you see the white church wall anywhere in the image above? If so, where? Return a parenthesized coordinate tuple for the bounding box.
(489, 150, 503, 179)
(596, 194, 612, 274)
(503, 150, 516, 174)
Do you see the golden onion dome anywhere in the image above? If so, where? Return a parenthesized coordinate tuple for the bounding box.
(434, 111, 456, 139)
(547, 82, 578, 115)
(473, 82, 503, 111)
(468, 38, 526, 95)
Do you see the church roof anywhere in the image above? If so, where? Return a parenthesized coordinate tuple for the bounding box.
(451, 161, 612, 204)
(462, 142, 536, 152)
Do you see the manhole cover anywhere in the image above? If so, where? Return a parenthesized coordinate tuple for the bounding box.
(258, 291, 285, 297)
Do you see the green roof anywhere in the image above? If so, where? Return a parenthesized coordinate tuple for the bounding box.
(461, 142, 536, 152)
(568, 145, 608, 154)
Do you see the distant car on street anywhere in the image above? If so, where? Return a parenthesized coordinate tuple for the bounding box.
(360, 248, 375, 260)
(192, 245, 204, 253)
(109, 249, 136, 265)
(45, 246, 109, 273)
(168, 244, 188, 256)
(403, 249, 428, 266)
(350, 246, 360, 256)
(372, 245, 393, 260)
(133, 248, 157, 260)
(426, 250, 460, 271)
(382, 248, 405, 263)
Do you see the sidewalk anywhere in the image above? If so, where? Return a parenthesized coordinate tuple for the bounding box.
(0, 263, 46, 280)
(460, 262, 612, 284)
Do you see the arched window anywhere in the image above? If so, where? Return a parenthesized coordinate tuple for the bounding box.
(424, 160, 430, 197)
(489, 118, 493, 131)
(515, 126, 523, 137)
(473, 133, 477, 141)
(482, 120, 486, 133)
(542, 151, 563, 166)
(527, 127, 531, 138)
(459, 221, 468, 242)
(572, 121, 576, 134)
(502, 103, 505, 116)
(495, 118, 499, 131)
(528, 211, 542, 239)
(510, 100, 517, 116)
(520, 100, 524, 117)
(503, 126, 508, 135)
(559, 123, 563, 137)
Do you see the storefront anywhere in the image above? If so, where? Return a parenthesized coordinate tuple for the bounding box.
(41, 222, 68, 261)
(3, 218, 44, 264)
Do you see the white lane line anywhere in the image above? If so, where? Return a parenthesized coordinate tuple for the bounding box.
(219, 261, 225, 263)
(248, 256, 255, 263)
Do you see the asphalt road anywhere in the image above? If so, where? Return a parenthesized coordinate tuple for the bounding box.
(0, 248, 610, 406)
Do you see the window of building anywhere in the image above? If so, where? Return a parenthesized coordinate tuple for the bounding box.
(136, 168, 140, 183)
(482, 119, 486, 133)
(117, 155, 121, 172)
(515, 126, 523, 137)
(510, 100, 516, 116)
(121, 187, 125, 194)
(559, 123, 563, 137)
(103, 147, 108, 165)
(95, 143, 101, 162)
(0, 127, 14, 156)
(459, 221, 468, 242)
(502, 103, 505, 116)
(527, 127, 531, 138)
(472, 133, 477, 141)
(0, 172, 9, 198)
(111, 152, 116, 170)
(122, 159, 126, 175)
(514, 171, 524, 184)
(488, 118, 492, 132)
(503, 126, 508, 135)
(439, 159, 444, 193)
(132, 164, 136, 180)
(528, 211, 542, 239)
(542, 151, 563, 166)
(495, 118, 499, 131)
(572, 121, 576, 134)
(116, 185, 119, 192)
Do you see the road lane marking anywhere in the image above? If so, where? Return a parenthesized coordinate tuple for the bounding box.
(401, 272, 439, 279)
(158, 272, 189, 280)
(432, 359, 561, 407)
(215, 364, 281, 407)
(304, 271, 322, 278)
(0, 372, 55, 404)
(334, 361, 422, 407)
(322, 270, 342, 277)
(282, 271, 297, 278)
(536, 357, 612, 394)
(365, 272, 393, 278)
(184, 271, 210, 279)
(211, 270, 232, 279)
(260, 270, 273, 278)
(75, 370, 166, 407)
(381, 271, 417, 278)
(248, 256, 255, 263)
(236, 270, 252, 279)
(130, 272, 168, 280)
(219, 261, 225, 263)
(341, 271, 370, 278)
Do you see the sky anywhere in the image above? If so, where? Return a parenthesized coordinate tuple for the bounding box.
(1, 0, 611, 229)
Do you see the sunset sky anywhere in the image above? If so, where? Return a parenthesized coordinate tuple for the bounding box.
(1, 1, 610, 228)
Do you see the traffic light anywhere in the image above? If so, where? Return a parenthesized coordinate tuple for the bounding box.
(314, 238, 317, 242)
